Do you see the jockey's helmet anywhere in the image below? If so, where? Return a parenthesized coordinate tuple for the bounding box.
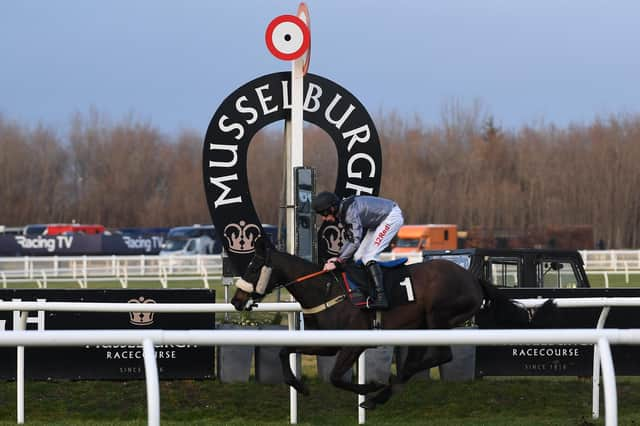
(312, 191, 340, 216)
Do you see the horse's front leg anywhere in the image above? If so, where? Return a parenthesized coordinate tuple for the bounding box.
(362, 346, 430, 409)
(279, 346, 338, 396)
(330, 347, 386, 397)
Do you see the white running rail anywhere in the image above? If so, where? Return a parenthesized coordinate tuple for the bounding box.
(2, 298, 640, 425)
(0, 327, 635, 426)
(580, 250, 640, 271)
(0, 255, 222, 288)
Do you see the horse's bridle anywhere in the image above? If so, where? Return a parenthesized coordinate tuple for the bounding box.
(235, 247, 340, 307)
(234, 250, 272, 298)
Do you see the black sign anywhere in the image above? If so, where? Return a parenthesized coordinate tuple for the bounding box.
(0, 289, 215, 379)
(476, 288, 640, 376)
(203, 72, 382, 273)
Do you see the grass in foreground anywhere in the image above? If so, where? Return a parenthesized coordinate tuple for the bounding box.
(1, 376, 640, 425)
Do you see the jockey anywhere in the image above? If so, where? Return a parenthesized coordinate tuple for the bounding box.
(311, 191, 404, 310)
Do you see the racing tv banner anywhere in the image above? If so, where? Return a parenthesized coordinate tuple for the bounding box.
(0, 234, 165, 256)
(0, 289, 215, 379)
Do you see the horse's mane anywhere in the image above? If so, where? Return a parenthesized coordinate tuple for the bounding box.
(273, 246, 323, 274)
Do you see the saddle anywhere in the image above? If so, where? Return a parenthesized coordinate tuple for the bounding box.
(340, 258, 415, 309)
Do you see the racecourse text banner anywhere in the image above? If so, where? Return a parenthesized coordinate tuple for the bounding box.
(0, 289, 215, 380)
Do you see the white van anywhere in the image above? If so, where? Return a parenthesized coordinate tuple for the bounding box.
(159, 225, 221, 256)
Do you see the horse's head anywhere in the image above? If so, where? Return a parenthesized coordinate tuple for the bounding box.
(230, 235, 276, 311)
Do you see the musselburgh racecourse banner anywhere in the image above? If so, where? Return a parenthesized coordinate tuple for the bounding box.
(203, 72, 382, 272)
(0, 289, 215, 379)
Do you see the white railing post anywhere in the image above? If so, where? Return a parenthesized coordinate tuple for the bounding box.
(288, 308, 298, 424)
(13, 301, 28, 425)
(199, 262, 209, 289)
(592, 306, 610, 420)
(159, 266, 167, 289)
(597, 338, 617, 426)
(142, 339, 160, 426)
(624, 262, 629, 285)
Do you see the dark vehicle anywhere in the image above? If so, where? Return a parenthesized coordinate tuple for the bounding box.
(423, 249, 640, 377)
(115, 227, 170, 238)
(423, 248, 590, 288)
(160, 225, 222, 256)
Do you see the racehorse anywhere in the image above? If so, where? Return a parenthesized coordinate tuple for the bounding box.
(231, 236, 557, 409)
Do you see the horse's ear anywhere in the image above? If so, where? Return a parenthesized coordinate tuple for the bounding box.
(255, 234, 274, 255)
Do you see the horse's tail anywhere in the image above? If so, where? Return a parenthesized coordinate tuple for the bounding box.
(476, 278, 559, 329)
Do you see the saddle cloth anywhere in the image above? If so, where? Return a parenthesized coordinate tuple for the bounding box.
(340, 258, 416, 309)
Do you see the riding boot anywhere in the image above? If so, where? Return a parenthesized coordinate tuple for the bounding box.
(366, 261, 389, 310)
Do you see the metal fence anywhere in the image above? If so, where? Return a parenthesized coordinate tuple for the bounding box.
(0, 255, 222, 288)
(580, 250, 640, 271)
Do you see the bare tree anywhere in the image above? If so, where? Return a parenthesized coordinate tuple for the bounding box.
(2, 107, 640, 248)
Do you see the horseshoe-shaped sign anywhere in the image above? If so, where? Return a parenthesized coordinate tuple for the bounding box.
(203, 72, 381, 273)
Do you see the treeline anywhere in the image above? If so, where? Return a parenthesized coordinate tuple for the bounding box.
(1, 107, 639, 248)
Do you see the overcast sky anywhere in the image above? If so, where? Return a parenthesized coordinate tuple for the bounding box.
(1, 0, 639, 136)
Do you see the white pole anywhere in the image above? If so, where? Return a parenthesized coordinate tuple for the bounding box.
(142, 339, 160, 426)
(286, 43, 304, 256)
(14, 304, 27, 424)
(357, 352, 366, 424)
(286, 11, 306, 423)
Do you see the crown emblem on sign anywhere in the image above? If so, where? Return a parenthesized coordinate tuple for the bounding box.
(322, 223, 346, 255)
(128, 297, 156, 326)
(224, 220, 262, 254)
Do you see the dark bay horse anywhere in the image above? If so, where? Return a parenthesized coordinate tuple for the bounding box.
(231, 236, 556, 409)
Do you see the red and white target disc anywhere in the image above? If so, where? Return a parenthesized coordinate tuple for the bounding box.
(265, 14, 310, 61)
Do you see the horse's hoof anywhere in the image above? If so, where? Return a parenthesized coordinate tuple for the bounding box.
(286, 381, 310, 396)
(370, 385, 393, 405)
(296, 382, 310, 396)
(359, 399, 377, 410)
(299, 385, 310, 396)
(360, 381, 385, 394)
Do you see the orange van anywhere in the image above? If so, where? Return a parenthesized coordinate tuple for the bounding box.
(392, 224, 457, 253)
